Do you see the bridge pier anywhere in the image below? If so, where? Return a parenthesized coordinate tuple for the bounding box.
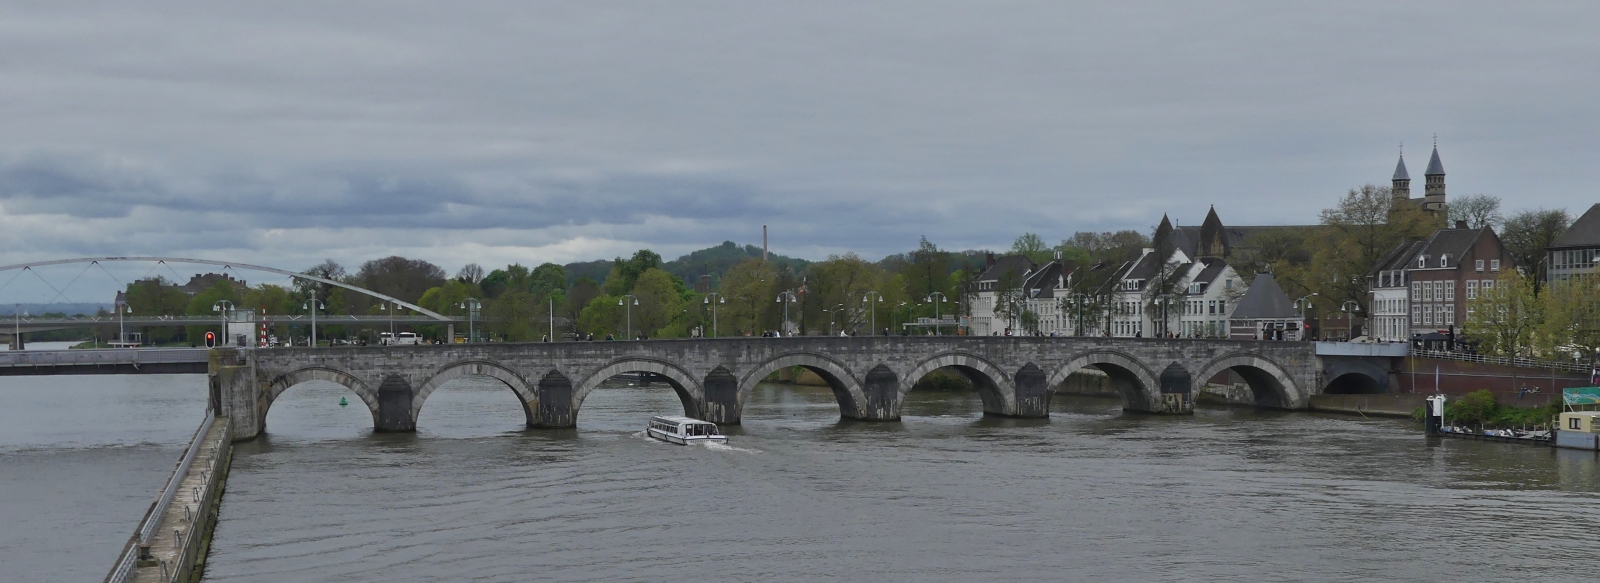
(533, 370, 574, 428)
(1012, 363, 1052, 417)
(1154, 363, 1195, 415)
(376, 374, 416, 432)
(701, 367, 740, 424)
(858, 365, 902, 421)
(211, 352, 263, 441)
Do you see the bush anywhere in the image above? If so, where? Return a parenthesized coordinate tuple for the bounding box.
(1446, 390, 1499, 426)
(1441, 389, 1561, 429)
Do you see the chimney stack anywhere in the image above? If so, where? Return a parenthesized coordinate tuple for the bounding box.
(1455, 220, 1468, 229)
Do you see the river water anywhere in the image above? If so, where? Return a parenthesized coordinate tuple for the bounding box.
(4, 374, 1599, 582)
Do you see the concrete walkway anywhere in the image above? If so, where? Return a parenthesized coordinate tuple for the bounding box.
(130, 419, 230, 583)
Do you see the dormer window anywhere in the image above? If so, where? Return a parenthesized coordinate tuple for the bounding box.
(1440, 254, 1450, 268)
(1417, 255, 1427, 268)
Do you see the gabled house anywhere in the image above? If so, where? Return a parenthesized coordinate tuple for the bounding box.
(1366, 221, 1512, 343)
(968, 253, 1035, 336)
(1548, 203, 1600, 283)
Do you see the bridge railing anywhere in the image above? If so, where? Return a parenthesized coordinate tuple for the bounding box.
(1412, 348, 1594, 374)
(0, 348, 210, 368)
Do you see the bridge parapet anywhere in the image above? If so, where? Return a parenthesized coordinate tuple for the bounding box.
(209, 337, 1342, 440)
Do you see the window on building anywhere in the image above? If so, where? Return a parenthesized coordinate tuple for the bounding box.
(1482, 280, 1494, 291)
(1445, 282, 1455, 301)
(1411, 281, 1421, 301)
(1440, 254, 1450, 267)
(1418, 255, 1427, 268)
(1475, 259, 1484, 271)
(1490, 260, 1500, 271)
(1467, 280, 1478, 299)
(1412, 305, 1421, 324)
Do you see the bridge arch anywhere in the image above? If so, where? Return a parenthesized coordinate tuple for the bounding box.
(1047, 350, 1162, 412)
(412, 360, 536, 425)
(738, 352, 868, 419)
(900, 352, 1019, 416)
(1191, 353, 1304, 408)
(573, 358, 702, 419)
(264, 366, 380, 427)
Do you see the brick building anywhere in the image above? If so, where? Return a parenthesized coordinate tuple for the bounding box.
(1367, 222, 1512, 345)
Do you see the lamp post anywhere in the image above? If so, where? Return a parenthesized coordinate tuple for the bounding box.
(827, 303, 845, 335)
(11, 305, 24, 350)
(895, 301, 908, 335)
(926, 292, 948, 336)
(1070, 292, 1087, 337)
(116, 302, 131, 346)
(619, 294, 639, 339)
(1295, 293, 1318, 340)
(301, 293, 324, 348)
(212, 300, 234, 347)
(377, 301, 398, 343)
(1340, 300, 1360, 341)
(775, 291, 797, 336)
(862, 291, 882, 335)
(459, 298, 481, 343)
(703, 293, 724, 337)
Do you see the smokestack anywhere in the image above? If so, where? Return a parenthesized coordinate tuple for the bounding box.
(763, 225, 768, 262)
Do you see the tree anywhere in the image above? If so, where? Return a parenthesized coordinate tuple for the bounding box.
(185, 281, 240, 343)
(417, 279, 482, 340)
(1464, 269, 1542, 358)
(1448, 194, 1504, 229)
(604, 250, 663, 295)
(718, 259, 779, 335)
(1541, 274, 1600, 360)
(1501, 208, 1572, 288)
(631, 268, 688, 337)
(456, 263, 485, 284)
(805, 254, 897, 335)
(563, 278, 600, 335)
(902, 237, 952, 300)
(1312, 184, 1438, 314)
(297, 259, 347, 310)
(355, 256, 447, 304)
(577, 293, 623, 338)
(1010, 233, 1053, 264)
(486, 290, 538, 341)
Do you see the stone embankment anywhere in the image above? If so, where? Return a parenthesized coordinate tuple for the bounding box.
(103, 415, 232, 583)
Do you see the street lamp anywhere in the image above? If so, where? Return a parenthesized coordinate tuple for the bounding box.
(895, 301, 909, 335)
(459, 298, 481, 343)
(1340, 300, 1360, 342)
(1295, 293, 1318, 340)
(377, 301, 399, 342)
(619, 294, 639, 339)
(213, 300, 234, 347)
(926, 292, 948, 336)
(1070, 292, 1088, 337)
(703, 293, 724, 338)
(775, 291, 797, 336)
(12, 305, 26, 351)
(832, 303, 846, 335)
(862, 291, 883, 335)
(301, 293, 324, 348)
(116, 302, 132, 347)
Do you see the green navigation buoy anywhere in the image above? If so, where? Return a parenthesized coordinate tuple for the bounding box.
(339, 396, 348, 407)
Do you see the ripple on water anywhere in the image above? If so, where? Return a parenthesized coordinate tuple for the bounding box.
(197, 382, 1600, 583)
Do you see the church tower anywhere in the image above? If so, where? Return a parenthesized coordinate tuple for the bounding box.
(1391, 148, 1410, 200)
(1422, 139, 1446, 213)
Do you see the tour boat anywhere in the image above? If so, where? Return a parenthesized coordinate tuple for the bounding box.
(646, 416, 727, 445)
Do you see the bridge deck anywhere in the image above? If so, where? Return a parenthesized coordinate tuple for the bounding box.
(0, 348, 210, 375)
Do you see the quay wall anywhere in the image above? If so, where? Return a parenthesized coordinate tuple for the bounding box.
(1308, 394, 1426, 417)
(1399, 357, 1590, 407)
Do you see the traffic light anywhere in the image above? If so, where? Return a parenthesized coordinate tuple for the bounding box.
(205, 331, 216, 348)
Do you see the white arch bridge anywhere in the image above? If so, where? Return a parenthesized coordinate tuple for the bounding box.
(212, 337, 1403, 440)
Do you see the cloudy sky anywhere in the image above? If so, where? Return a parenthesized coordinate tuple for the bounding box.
(1, 1, 1598, 303)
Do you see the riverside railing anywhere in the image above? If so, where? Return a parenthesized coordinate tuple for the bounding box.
(1412, 348, 1594, 374)
(103, 411, 216, 583)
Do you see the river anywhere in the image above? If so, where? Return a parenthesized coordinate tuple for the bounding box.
(4, 373, 1598, 582)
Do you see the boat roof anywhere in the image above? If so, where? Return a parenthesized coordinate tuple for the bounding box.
(651, 415, 715, 425)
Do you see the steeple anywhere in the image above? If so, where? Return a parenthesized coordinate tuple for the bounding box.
(1422, 137, 1445, 213)
(1391, 145, 1410, 200)
(1198, 205, 1229, 258)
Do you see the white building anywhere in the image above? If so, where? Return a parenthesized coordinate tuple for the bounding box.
(968, 254, 1035, 336)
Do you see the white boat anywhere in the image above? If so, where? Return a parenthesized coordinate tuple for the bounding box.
(646, 415, 727, 445)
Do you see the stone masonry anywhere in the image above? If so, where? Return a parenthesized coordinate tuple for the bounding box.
(211, 337, 1355, 441)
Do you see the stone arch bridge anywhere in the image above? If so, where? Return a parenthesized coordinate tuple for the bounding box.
(210, 337, 1390, 441)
